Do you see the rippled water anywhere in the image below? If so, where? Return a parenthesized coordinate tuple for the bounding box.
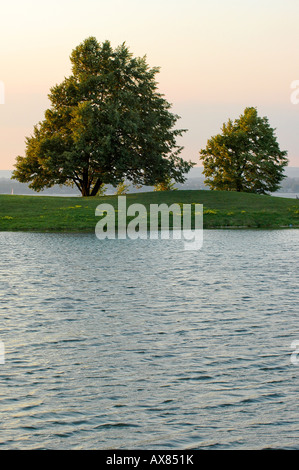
(0, 230, 298, 449)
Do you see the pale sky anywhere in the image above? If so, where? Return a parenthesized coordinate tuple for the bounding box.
(1, 0, 299, 170)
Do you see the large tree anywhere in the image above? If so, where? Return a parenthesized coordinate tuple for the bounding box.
(199, 107, 288, 194)
(13, 38, 193, 196)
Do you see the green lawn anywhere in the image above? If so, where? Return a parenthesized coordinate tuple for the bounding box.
(0, 190, 299, 232)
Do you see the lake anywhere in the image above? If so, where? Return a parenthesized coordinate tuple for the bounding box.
(0, 230, 298, 449)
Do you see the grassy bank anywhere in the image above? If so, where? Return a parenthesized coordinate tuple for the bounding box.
(0, 190, 299, 232)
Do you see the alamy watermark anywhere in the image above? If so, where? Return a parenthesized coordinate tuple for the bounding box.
(0, 341, 5, 364)
(290, 340, 299, 365)
(0, 81, 4, 104)
(290, 80, 299, 104)
(95, 196, 203, 251)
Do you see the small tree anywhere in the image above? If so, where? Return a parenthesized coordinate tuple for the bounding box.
(96, 183, 107, 196)
(115, 180, 130, 195)
(199, 107, 288, 194)
(154, 176, 177, 191)
(12, 37, 193, 196)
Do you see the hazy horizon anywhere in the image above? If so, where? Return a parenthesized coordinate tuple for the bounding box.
(2, 166, 299, 180)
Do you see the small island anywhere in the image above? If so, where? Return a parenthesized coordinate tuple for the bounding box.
(1, 190, 298, 232)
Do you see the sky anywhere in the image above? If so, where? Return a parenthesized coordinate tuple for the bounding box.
(1, 0, 299, 170)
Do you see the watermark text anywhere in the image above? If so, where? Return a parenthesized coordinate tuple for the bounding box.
(0, 341, 5, 364)
(290, 80, 299, 104)
(95, 196, 203, 251)
(290, 340, 299, 365)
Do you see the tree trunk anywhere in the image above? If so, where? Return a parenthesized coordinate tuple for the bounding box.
(81, 168, 90, 196)
(81, 184, 90, 197)
(90, 177, 103, 196)
(236, 177, 243, 192)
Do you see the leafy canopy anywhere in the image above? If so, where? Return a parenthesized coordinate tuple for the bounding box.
(13, 37, 193, 196)
(199, 107, 288, 194)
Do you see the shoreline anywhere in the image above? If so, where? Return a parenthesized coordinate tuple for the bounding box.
(1, 190, 299, 232)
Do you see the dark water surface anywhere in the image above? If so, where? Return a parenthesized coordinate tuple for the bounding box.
(0, 230, 298, 449)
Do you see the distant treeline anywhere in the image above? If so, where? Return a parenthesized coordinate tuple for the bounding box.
(0, 178, 80, 195)
(0, 176, 298, 195)
(0, 176, 208, 195)
(279, 177, 299, 193)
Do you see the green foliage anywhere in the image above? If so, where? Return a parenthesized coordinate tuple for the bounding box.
(115, 180, 130, 195)
(12, 37, 193, 196)
(199, 107, 288, 194)
(154, 176, 177, 191)
(96, 183, 107, 196)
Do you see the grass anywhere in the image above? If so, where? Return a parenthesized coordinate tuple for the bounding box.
(0, 190, 299, 232)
